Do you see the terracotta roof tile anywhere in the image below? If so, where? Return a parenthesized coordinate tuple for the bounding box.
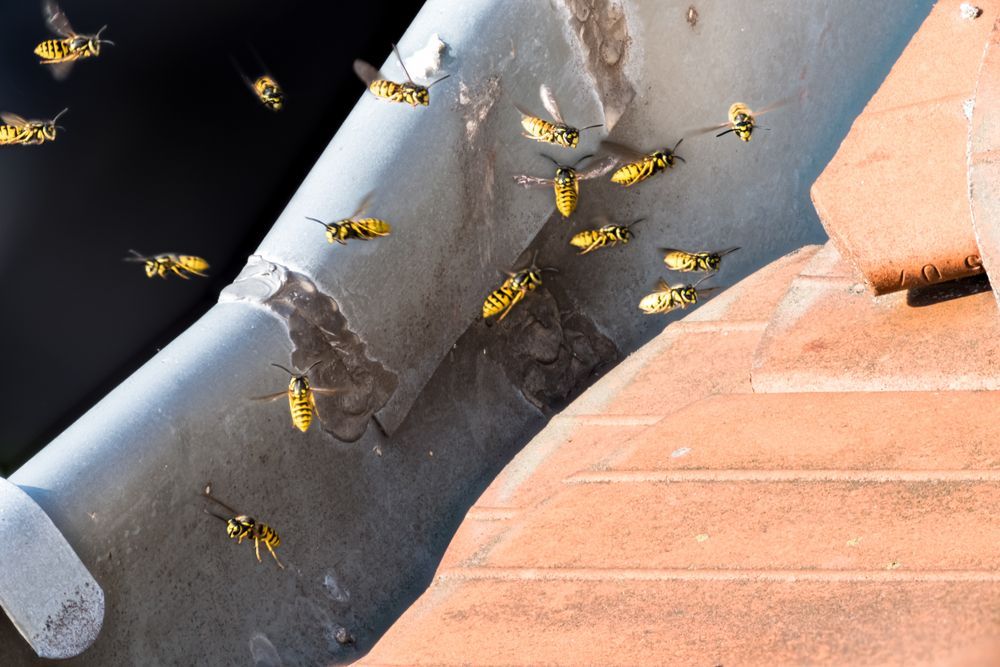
(970, 17, 1000, 309)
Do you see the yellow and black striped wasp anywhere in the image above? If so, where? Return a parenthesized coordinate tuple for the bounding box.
(253, 361, 341, 433)
(34, 1, 113, 80)
(353, 43, 450, 107)
(570, 216, 644, 255)
(693, 99, 792, 142)
(660, 247, 740, 273)
(513, 154, 617, 218)
(600, 139, 685, 187)
(516, 84, 602, 149)
(0, 108, 67, 146)
(124, 250, 209, 280)
(231, 48, 285, 112)
(482, 251, 558, 323)
(638, 275, 718, 315)
(306, 191, 391, 245)
(202, 484, 284, 569)
(128, 252, 209, 280)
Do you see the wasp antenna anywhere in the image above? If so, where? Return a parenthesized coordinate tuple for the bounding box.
(715, 128, 736, 138)
(579, 124, 603, 132)
(673, 155, 687, 163)
(671, 138, 684, 152)
(302, 359, 323, 376)
(693, 274, 714, 288)
(627, 217, 647, 229)
(539, 153, 560, 167)
(391, 43, 414, 84)
(270, 363, 295, 376)
(573, 153, 595, 168)
(52, 108, 69, 122)
(123, 249, 146, 262)
(529, 249, 539, 269)
(541, 266, 560, 274)
(426, 74, 450, 89)
(305, 216, 329, 227)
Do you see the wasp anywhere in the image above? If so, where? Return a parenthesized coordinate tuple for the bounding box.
(0, 109, 67, 146)
(253, 361, 341, 433)
(353, 43, 450, 107)
(124, 250, 209, 280)
(232, 49, 285, 112)
(202, 484, 284, 569)
(660, 247, 740, 272)
(601, 139, 685, 186)
(639, 276, 718, 315)
(482, 252, 557, 322)
(306, 191, 391, 245)
(516, 84, 602, 149)
(34, 1, 113, 80)
(694, 98, 791, 142)
(513, 154, 617, 218)
(570, 217, 644, 255)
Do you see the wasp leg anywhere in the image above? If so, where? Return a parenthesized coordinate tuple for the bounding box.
(497, 289, 526, 322)
(580, 238, 604, 255)
(170, 265, 191, 280)
(264, 541, 284, 569)
(254, 536, 262, 563)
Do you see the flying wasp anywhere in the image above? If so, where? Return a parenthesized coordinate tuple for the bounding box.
(660, 247, 740, 273)
(124, 250, 209, 280)
(638, 276, 718, 315)
(482, 251, 557, 323)
(693, 98, 792, 142)
(516, 84, 602, 149)
(570, 217, 644, 255)
(306, 191, 391, 245)
(353, 43, 450, 107)
(0, 109, 67, 146)
(513, 154, 617, 218)
(202, 484, 284, 569)
(34, 1, 113, 80)
(252, 361, 341, 433)
(601, 139, 685, 187)
(232, 48, 285, 112)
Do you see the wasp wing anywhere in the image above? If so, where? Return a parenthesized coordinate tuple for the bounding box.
(251, 391, 288, 403)
(576, 156, 620, 181)
(350, 191, 376, 219)
(539, 83, 564, 124)
(0, 113, 28, 127)
(513, 174, 556, 189)
(310, 387, 342, 396)
(47, 61, 75, 81)
(655, 277, 672, 292)
(753, 95, 796, 118)
(43, 0, 75, 37)
(598, 140, 648, 161)
(686, 121, 732, 137)
(353, 59, 384, 86)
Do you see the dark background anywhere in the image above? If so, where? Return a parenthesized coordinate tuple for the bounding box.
(0, 0, 423, 473)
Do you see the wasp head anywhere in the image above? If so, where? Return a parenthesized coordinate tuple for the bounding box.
(554, 167, 576, 185)
(558, 126, 580, 148)
(414, 87, 430, 106)
(87, 26, 114, 56)
(733, 114, 754, 141)
(227, 517, 253, 539)
(707, 255, 722, 271)
(681, 286, 699, 303)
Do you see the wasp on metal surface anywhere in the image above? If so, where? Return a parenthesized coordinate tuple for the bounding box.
(638, 276, 718, 315)
(482, 251, 557, 323)
(232, 48, 285, 112)
(601, 139, 685, 187)
(306, 191, 391, 245)
(570, 216, 644, 255)
(693, 98, 791, 142)
(124, 250, 209, 280)
(353, 43, 450, 107)
(0, 109, 67, 146)
(252, 361, 341, 433)
(660, 247, 740, 273)
(513, 154, 617, 218)
(34, 1, 113, 80)
(202, 484, 284, 569)
(516, 84, 602, 149)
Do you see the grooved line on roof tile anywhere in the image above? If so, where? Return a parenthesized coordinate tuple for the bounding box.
(668, 320, 770, 333)
(552, 414, 663, 426)
(465, 508, 519, 521)
(565, 470, 1000, 483)
(862, 92, 977, 117)
(437, 567, 1000, 583)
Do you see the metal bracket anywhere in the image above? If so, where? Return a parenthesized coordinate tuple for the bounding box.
(0, 478, 104, 659)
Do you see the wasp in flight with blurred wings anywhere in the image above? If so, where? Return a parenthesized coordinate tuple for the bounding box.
(306, 191, 391, 245)
(601, 138, 685, 186)
(253, 361, 341, 433)
(570, 216, 644, 255)
(202, 484, 284, 569)
(693, 98, 793, 142)
(232, 47, 285, 112)
(354, 43, 450, 107)
(124, 250, 209, 280)
(639, 275, 718, 315)
(516, 84, 602, 149)
(0, 108, 67, 146)
(34, 1, 113, 80)
(513, 154, 617, 218)
(660, 247, 740, 273)
(482, 251, 558, 323)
